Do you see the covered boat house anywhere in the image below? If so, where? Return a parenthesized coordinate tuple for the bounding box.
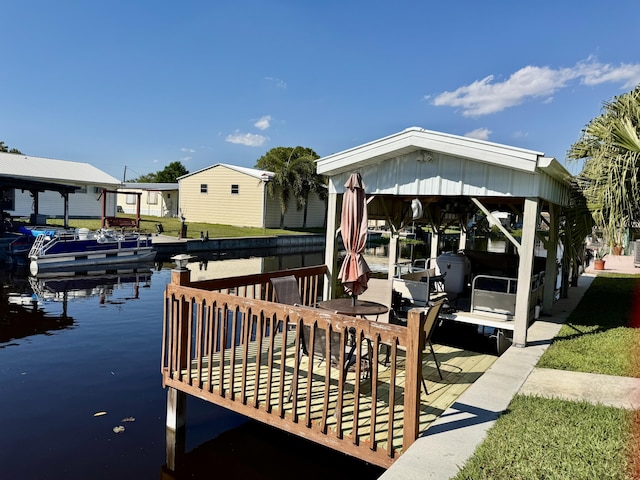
(317, 127, 571, 348)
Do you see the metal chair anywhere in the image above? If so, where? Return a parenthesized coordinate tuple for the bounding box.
(420, 299, 445, 395)
(270, 276, 368, 402)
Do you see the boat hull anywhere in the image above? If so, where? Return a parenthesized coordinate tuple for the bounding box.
(29, 249, 156, 275)
(28, 231, 156, 275)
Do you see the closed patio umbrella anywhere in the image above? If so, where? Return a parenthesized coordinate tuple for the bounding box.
(337, 172, 371, 299)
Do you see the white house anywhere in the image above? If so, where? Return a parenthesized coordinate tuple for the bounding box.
(0, 152, 121, 222)
(178, 163, 326, 229)
(117, 183, 179, 218)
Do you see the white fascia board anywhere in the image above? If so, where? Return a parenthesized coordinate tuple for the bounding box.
(317, 127, 543, 176)
(536, 157, 572, 185)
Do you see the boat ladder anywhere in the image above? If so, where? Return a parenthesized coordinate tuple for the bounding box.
(28, 234, 47, 258)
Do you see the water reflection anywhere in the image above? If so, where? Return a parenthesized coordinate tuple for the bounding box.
(0, 251, 381, 480)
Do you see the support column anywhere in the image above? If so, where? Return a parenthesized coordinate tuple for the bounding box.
(62, 193, 70, 229)
(430, 230, 439, 270)
(543, 203, 560, 313)
(458, 228, 467, 251)
(165, 387, 186, 472)
(323, 190, 339, 300)
(513, 197, 539, 348)
(388, 232, 399, 279)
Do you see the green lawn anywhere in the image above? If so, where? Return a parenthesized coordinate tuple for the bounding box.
(45, 214, 319, 239)
(454, 275, 640, 480)
(538, 274, 640, 377)
(453, 395, 637, 480)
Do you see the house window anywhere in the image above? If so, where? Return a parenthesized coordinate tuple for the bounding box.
(76, 185, 87, 194)
(201, 184, 208, 194)
(231, 184, 239, 194)
(126, 194, 137, 205)
(147, 191, 158, 205)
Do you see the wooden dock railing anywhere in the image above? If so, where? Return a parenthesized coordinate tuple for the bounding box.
(161, 265, 427, 468)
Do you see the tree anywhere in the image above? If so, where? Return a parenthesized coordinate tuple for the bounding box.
(569, 85, 640, 250)
(156, 161, 189, 183)
(255, 146, 326, 228)
(0, 141, 23, 154)
(131, 161, 188, 183)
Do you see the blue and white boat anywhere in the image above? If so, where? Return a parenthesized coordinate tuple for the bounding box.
(28, 227, 156, 275)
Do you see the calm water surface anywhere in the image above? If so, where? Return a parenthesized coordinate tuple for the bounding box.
(0, 255, 384, 480)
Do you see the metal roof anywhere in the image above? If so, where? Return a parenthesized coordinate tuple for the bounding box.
(0, 152, 121, 185)
(121, 182, 179, 191)
(316, 127, 572, 206)
(178, 163, 274, 181)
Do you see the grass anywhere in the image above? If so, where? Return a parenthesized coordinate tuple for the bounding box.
(43, 214, 319, 239)
(537, 274, 640, 377)
(453, 395, 638, 480)
(453, 274, 640, 480)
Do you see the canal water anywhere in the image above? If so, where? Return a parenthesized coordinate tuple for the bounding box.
(0, 252, 384, 480)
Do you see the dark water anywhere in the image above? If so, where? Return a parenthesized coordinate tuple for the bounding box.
(0, 256, 384, 480)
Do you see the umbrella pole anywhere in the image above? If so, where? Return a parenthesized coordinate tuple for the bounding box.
(352, 294, 357, 306)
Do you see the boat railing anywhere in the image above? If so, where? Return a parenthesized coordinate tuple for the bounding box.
(470, 272, 545, 320)
(162, 266, 427, 468)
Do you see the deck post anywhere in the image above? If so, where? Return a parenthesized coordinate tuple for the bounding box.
(403, 308, 424, 449)
(171, 266, 191, 286)
(513, 197, 539, 347)
(165, 387, 186, 471)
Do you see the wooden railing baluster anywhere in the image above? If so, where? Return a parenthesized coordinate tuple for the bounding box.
(162, 266, 421, 469)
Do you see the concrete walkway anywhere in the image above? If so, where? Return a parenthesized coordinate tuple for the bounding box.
(381, 258, 640, 480)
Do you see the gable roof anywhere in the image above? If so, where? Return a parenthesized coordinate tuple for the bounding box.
(121, 182, 179, 191)
(178, 163, 274, 181)
(0, 152, 120, 185)
(317, 126, 567, 180)
(316, 127, 571, 206)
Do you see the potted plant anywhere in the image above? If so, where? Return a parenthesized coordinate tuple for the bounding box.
(594, 246, 607, 270)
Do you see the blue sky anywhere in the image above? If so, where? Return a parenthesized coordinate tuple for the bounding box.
(2, 1, 639, 180)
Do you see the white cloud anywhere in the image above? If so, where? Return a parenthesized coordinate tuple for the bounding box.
(180, 156, 192, 162)
(512, 131, 529, 139)
(265, 76, 287, 89)
(464, 128, 492, 140)
(432, 59, 640, 117)
(225, 131, 269, 147)
(181, 147, 196, 153)
(254, 115, 271, 130)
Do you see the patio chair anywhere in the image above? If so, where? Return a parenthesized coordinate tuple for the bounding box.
(271, 275, 303, 306)
(270, 276, 369, 400)
(357, 277, 394, 323)
(420, 299, 445, 395)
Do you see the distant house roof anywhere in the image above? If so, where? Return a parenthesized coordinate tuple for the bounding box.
(0, 152, 121, 185)
(178, 163, 274, 181)
(121, 182, 179, 191)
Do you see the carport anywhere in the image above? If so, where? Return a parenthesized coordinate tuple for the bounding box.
(317, 127, 572, 347)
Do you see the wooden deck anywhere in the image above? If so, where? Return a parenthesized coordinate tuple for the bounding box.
(161, 266, 497, 469)
(170, 329, 495, 448)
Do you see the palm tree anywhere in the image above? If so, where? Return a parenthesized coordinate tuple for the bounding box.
(569, 85, 640, 251)
(255, 146, 325, 228)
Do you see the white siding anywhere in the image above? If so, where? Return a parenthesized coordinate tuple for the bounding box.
(117, 188, 179, 217)
(10, 187, 116, 218)
(327, 149, 566, 204)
